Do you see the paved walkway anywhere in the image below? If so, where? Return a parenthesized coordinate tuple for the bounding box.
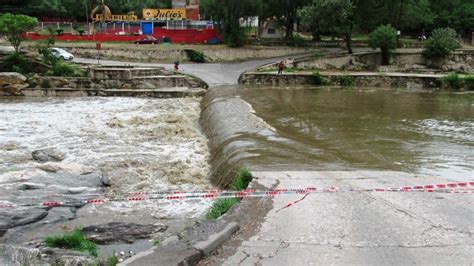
(206, 171, 474, 265)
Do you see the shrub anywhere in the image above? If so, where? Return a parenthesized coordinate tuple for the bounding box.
(230, 168, 253, 190)
(3, 53, 29, 73)
(422, 28, 460, 60)
(338, 75, 354, 87)
(163, 36, 171, 43)
(51, 63, 76, 77)
(56, 28, 64, 36)
(44, 229, 97, 257)
(463, 75, 474, 91)
(311, 71, 330, 86)
(35, 37, 58, 65)
(441, 74, 463, 90)
(292, 34, 307, 47)
(184, 49, 206, 63)
(77, 29, 85, 36)
(206, 168, 253, 220)
(40, 79, 51, 88)
(368, 25, 397, 65)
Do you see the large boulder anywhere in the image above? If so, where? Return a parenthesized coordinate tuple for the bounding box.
(0, 72, 27, 96)
(0, 72, 26, 85)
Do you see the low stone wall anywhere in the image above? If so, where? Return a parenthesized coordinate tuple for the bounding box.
(290, 50, 474, 72)
(240, 72, 442, 90)
(88, 67, 170, 80)
(62, 45, 312, 63)
(22, 87, 206, 98)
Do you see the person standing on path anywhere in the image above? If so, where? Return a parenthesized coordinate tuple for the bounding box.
(174, 60, 180, 72)
(277, 60, 285, 74)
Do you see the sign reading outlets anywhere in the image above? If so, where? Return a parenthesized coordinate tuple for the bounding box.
(143, 9, 187, 20)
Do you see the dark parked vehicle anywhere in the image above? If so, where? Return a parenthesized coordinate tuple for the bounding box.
(134, 36, 162, 45)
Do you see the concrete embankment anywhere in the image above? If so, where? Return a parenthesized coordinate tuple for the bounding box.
(240, 71, 444, 89)
(48, 44, 312, 63)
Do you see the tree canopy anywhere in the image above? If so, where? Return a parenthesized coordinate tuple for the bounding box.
(0, 13, 38, 53)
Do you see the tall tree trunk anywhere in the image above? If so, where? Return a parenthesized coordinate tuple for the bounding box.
(285, 17, 294, 39)
(344, 33, 353, 54)
(312, 30, 321, 42)
(381, 48, 390, 65)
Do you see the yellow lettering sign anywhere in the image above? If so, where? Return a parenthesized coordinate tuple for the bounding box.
(143, 9, 187, 20)
(94, 14, 138, 22)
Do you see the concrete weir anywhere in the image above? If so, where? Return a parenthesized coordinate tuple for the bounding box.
(196, 88, 474, 265)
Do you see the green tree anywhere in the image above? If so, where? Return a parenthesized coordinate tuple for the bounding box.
(368, 25, 397, 65)
(0, 13, 38, 53)
(201, 0, 262, 47)
(422, 27, 460, 60)
(262, 0, 309, 39)
(300, 0, 355, 53)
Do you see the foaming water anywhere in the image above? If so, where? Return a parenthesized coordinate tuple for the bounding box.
(0, 97, 210, 218)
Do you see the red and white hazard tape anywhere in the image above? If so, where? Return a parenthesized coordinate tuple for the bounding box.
(0, 181, 473, 209)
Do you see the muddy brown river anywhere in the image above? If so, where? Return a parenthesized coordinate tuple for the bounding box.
(206, 87, 473, 182)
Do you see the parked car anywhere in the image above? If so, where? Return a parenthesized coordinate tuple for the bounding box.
(50, 48, 74, 61)
(134, 36, 162, 45)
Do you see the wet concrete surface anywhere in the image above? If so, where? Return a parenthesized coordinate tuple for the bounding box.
(202, 171, 473, 265)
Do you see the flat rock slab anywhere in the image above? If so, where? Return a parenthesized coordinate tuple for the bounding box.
(0, 208, 48, 231)
(81, 222, 168, 244)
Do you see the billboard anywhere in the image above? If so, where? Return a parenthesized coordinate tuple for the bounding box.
(143, 9, 187, 20)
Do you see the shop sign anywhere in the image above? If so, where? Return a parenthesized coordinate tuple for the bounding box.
(143, 9, 187, 20)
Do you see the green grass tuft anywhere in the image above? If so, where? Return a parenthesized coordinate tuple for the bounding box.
(230, 168, 253, 190)
(338, 75, 355, 87)
(463, 75, 474, 91)
(206, 198, 240, 220)
(206, 168, 253, 220)
(106, 254, 119, 266)
(440, 73, 463, 90)
(311, 71, 330, 86)
(44, 229, 97, 257)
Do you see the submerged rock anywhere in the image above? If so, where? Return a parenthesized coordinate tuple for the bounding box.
(81, 222, 168, 244)
(32, 149, 66, 163)
(17, 182, 46, 190)
(37, 162, 95, 175)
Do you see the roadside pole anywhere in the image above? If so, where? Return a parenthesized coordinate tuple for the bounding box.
(96, 42, 101, 65)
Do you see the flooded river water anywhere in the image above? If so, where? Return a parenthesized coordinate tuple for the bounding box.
(205, 87, 473, 183)
(0, 97, 211, 249)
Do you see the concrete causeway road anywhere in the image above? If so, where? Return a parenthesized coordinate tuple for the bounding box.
(209, 171, 474, 265)
(73, 56, 304, 86)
